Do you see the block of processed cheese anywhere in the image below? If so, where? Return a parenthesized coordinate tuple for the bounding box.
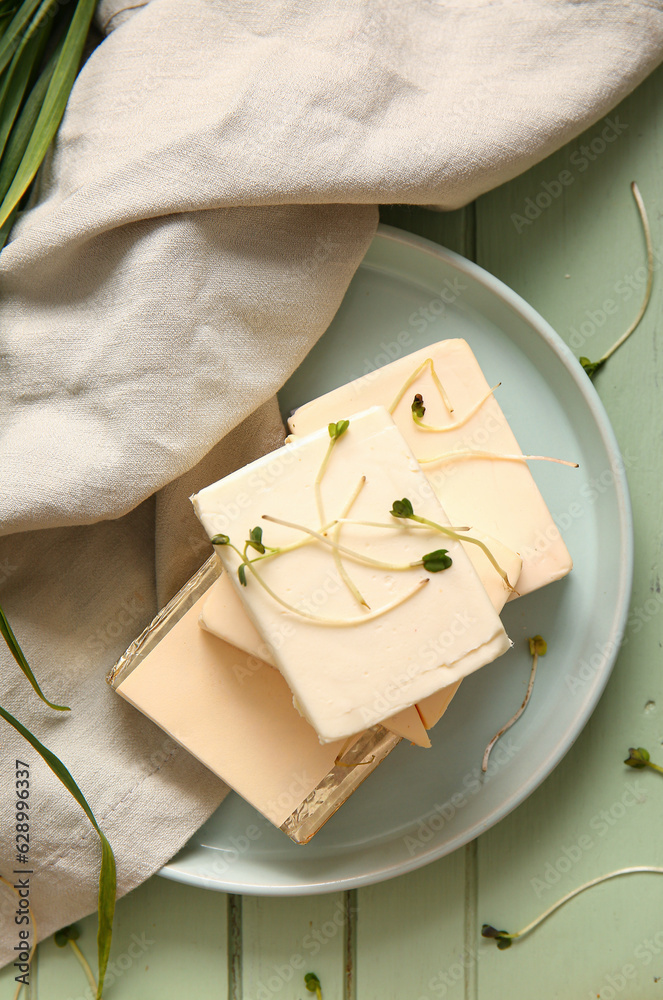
(116, 595, 346, 828)
(199, 573, 431, 747)
(109, 557, 404, 843)
(200, 529, 522, 734)
(288, 339, 572, 598)
(191, 406, 511, 743)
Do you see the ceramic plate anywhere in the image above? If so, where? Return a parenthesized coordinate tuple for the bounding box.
(160, 226, 632, 895)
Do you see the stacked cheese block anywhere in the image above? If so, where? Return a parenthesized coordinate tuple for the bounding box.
(115, 340, 572, 838)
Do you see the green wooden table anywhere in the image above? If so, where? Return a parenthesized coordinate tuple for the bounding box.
(4, 63, 663, 1000)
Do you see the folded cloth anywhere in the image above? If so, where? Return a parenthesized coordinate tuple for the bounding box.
(2, 0, 663, 964)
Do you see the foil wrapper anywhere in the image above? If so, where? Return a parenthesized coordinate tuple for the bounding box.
(107, 556, 401, 845)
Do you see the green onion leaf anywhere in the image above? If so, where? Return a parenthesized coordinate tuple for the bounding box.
(0, 18, 64, 240)
(0, 0, 96, 230)
(0, 0, 44, 77)
(0, 604, 69, 710)
(0, 704, 115, 998)
(0, 6, 51, 163)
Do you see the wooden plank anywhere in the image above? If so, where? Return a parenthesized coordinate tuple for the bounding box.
(355, 850, 470, 1000)
(241, 893, 347, 1000)
(0, 876, 228, 999)
(474, 61, 663, 999)
(355, 203, 476, 1000)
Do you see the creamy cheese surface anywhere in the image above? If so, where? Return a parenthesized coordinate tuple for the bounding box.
(192, 406, 511, 742)
(199, 574, 431, 747)
(288, 339, 572, 598)
(200, 528, 521, 734)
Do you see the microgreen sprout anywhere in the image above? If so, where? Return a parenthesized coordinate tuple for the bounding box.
(54, 923, 80, 946)
(304, 971, 323, 999)
(54, 924, 98, 995)
(390, 498, 514, 591)
(411, 384, 501, 432)
(211, 533, 252, 586)
(388, 357, 453, 414)
(417, 449, 578, 469)
(482, 636, 546, 772)
(313, 423, 369, 608)
(337, 518, 470, 532)
(421, 549, 453, 572)
(390, 497, 414, 518)
(315, 418, 350, 526)
(579, 181, 653, 379)
(412, 393, 426, 420)
(329, 419, 349, 440)
(331, 475, 370, 609)
(624, 746, 663, 776)
(482, 867, 663, 950)
(246, 526, 266, 555)
(53, 924, 97, 995)
(481, 924, 513, 949)
(261, 513, 441, 573)
(232, 552, 429, 625)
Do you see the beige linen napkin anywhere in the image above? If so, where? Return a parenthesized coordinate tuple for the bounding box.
(2, 0, 663, 965)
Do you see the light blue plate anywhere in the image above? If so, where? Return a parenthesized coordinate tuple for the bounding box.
(160, 226, 632, 895)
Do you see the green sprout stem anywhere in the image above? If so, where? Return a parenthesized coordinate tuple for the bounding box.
(231, 518, 338, 568)
(481, 636, 546, 773)
(261, 514, 436, 573)
(412, 383, 501, 432)
(312, 420, 369, 607)
(336, 518, 471, 532)
(315, 438, 336, 526)
(388, 357, 454, 415)
(69, 939, 98, 995)
(390, 501, 515, 591)
(580, 181, 653, 378)
(482, 867, 663, 949)
(331, 476, 370, 609)
(417, 449, 578, 470)
(237, 556, 429, 626)
(314, 419, 349, 526)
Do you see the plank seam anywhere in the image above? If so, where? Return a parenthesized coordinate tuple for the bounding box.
(343, 888, 357, 1000)
(464, 839, 478, 1000)
(227, 893, 242, 1000)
